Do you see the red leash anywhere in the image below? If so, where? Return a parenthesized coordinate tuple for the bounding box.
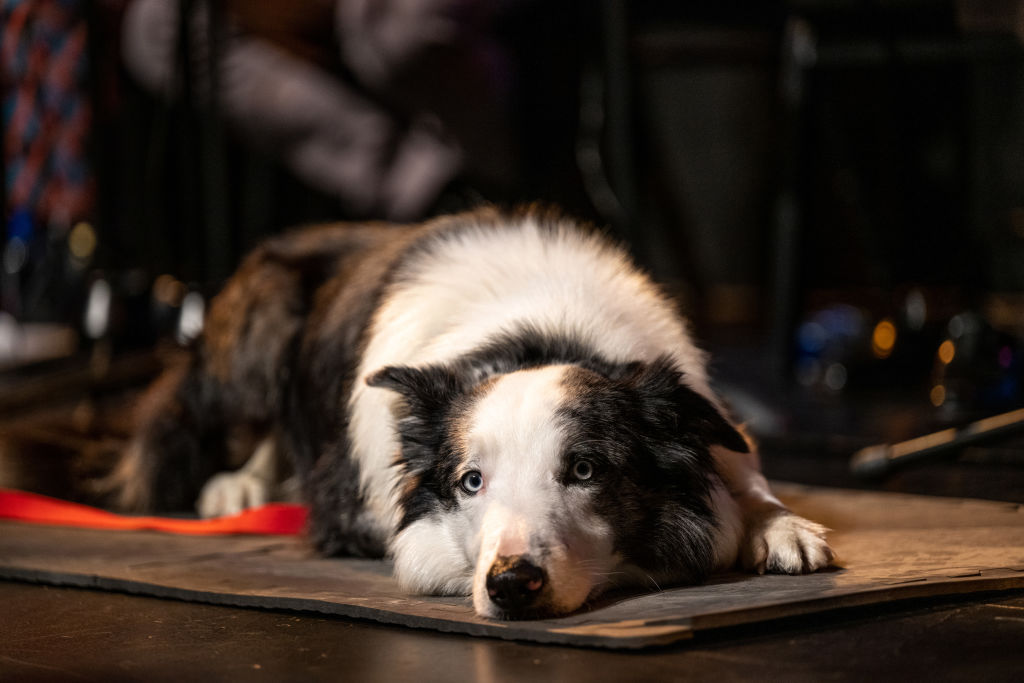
(0, 488, 308, 536)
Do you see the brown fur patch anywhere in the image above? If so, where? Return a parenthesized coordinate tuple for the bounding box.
(100, 352, 192, 511)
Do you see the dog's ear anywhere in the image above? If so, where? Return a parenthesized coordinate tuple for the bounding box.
(367, 364, 465, 407)
(626, 356, 749, 454)
(366, 364, 468, 464)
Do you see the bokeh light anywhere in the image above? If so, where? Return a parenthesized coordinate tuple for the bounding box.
(871, 319, 897, 359)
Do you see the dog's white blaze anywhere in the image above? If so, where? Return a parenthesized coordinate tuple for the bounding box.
(349, 216, 721, 537)
(463, 367, 571, 615)
(459, 366, 616, 617)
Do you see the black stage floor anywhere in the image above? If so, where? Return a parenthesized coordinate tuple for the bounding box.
(3, 582, 1023, 682)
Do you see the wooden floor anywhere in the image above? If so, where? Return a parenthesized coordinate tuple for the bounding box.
(3, 581, 1023, 682)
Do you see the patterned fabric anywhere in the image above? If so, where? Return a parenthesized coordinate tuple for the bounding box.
(2, 0, 94, 236)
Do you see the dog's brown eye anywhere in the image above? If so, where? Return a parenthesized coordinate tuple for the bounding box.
(461, 470, 484, 494)
(572, 460, 594, 481)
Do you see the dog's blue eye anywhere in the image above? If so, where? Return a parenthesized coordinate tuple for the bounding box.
(461, 470, 484, 494)
(572, 460, 594, 481)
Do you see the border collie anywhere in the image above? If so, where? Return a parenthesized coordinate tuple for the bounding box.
(110, 206, 832, 620)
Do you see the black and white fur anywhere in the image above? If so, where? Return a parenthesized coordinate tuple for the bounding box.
(109, 206, 832, 620)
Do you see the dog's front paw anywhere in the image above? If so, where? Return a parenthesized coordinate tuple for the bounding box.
(196, 470, 270, 518)
(742, 511, 833, 575)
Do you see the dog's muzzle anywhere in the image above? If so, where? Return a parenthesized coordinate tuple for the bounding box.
(486, 555, 546, 614)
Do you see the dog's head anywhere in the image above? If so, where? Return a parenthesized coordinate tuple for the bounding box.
(367, 356, 748, 620)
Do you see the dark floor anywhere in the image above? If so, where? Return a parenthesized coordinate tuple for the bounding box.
(2, 582, 1023, 682)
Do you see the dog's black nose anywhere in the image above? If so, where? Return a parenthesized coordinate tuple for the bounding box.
(486, 556, 546, 612)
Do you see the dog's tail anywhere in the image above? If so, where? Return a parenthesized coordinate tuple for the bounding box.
(99, 353, 228, 512)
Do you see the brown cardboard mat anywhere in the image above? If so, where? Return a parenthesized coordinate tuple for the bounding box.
(1, 483, 1022, 649)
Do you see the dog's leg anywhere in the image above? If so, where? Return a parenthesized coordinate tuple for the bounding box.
(196, 437, 280, 517)
(713, 445, 834, 574)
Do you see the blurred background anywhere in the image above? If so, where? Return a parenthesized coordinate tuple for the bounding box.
(2, 0, 1023, 505)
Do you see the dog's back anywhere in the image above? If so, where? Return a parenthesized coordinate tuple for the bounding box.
(105, 220, 421, 533)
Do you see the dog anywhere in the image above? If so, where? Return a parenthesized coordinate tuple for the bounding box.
(109, 205, 833, 620)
